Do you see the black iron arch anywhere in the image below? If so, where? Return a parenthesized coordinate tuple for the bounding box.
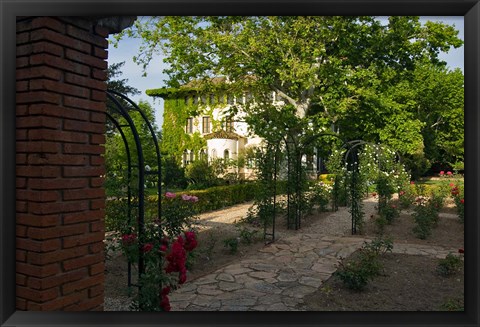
(262, 133, 404, 241)
(105, 90, 162, 293)
(342, 140, 404, 234)
(263, 131, 346, 243)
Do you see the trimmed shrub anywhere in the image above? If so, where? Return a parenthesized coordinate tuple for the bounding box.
(106, 183, 262, 232)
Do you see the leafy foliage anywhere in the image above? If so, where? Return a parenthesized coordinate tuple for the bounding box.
(116, 16, 463, 172)
(223, 237, 239, 254)
(412, 196, 441, 239)
(184, 158, 221, 190)
(379, 202, 400, 224)
(161, 98, 207, 164)
(334, 237, 393, 291)
(436, 253, 463, 277)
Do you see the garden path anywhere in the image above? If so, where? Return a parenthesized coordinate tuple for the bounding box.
(168, 198, 461, 311)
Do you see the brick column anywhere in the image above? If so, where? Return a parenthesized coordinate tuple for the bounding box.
(16, 17, 109, 311)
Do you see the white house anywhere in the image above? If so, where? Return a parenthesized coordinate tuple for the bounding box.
(147, 79, 322, 180)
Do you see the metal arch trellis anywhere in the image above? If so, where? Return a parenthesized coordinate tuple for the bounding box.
(283, 133, 302, 231)
(262, 132, 405, 241)
(342, 140, 404, 234)
(263, 131, 345, 244)
(342, 140, 367, 235)
(105, 90, 162, 295)
(262, 133, 302, 244)
(261, 142, 280, 245)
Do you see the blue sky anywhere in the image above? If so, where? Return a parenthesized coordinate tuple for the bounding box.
(107, 16, 464, 129)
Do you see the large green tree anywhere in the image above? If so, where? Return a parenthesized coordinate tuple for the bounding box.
(116, 16, 463, 174)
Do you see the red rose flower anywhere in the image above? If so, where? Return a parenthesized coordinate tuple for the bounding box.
(179, 272, 187, 284)
(121, 233, 137, 245)
(439, 171, 445, 176)
(160, 295, 171, 311)
(184, 231, 198, 251)
(184, 239, 198, 252)
(184, 231, 195, 240)
(141, 243, 154, 253)
(447, 171, 452, 176)
(176, 235, 185, 245)
(179, 266, 188, 284)
(161, 286, 171, 296)
(460, 199, 464, 204)
(161, 237, 169, 246)
(458, 248, 464, 254)
(165, 237, 187, 274)
(159, 244, 168, 253)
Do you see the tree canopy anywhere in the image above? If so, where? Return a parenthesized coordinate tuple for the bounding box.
(116, 16, 464, 175)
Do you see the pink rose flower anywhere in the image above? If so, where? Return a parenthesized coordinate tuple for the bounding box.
(165, 192, 176, 199)
(190, 196, 199, 203)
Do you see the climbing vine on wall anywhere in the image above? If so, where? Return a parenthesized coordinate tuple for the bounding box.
(157, 85, 241, 164)
(161, 97, 206, 163)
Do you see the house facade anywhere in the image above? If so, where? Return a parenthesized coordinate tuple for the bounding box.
(147, 80, 322, 179)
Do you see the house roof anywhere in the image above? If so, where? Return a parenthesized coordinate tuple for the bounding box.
(203, 130, 243, 140)
(145, 75, 258, 99)
(146, 77, 228, 99)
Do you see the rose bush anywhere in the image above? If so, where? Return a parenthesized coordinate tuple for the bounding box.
(450, 183, 464, 223)
(120, 192, 200, 311)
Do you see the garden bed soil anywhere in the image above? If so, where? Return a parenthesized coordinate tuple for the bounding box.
(301, 202, 464, 311)
(360, 202, 464, 249)
(301, 252, 464, 311)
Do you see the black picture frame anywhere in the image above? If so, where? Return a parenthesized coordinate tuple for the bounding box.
(1, 1, 478, 326)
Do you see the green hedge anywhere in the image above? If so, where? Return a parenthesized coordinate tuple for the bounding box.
(105, 181, 295, 232)
(152, 183, 260, 212)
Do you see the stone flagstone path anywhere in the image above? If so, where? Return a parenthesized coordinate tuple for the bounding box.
(168, 199, 461, 311)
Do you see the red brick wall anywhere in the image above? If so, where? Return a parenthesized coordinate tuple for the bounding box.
(16, 16, 109, 311)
